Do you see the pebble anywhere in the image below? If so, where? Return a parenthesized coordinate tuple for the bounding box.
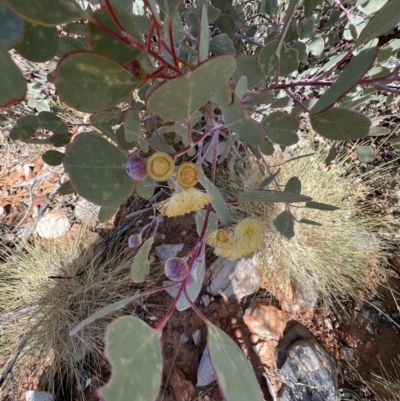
(242, 301, 287, 340)
(26, 391, 54, 401)
(339, 346, 354, 362)
(324, 318, 333, 331)
(192, 329, 202, 346)
(180, 333, 189, 344)
(365, 322, 375, 336)
(360, 301, 394, 327)
(36, 213, 70, 239)
(155, 243, 184, 263)
(201, 295, 211, 307)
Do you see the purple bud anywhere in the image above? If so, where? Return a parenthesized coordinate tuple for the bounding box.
(126, 156, 147, 180)
(128, 234, 142, 248)
(164, 257, 189, 282)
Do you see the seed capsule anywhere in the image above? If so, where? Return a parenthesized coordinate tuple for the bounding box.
(128, 234, 142, 248)
(176, 162, 199, 188)
(147, 152, 175, 181)
(126, 156, 147, 180)
(164, 257, 189, 282)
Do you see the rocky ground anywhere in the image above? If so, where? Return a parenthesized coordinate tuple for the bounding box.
(1, 134, 400, 401)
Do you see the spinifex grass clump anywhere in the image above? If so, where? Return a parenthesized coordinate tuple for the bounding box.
(0, 226, 157, 398)
(1, 0, 400, 398)
(218, 145, 387, 306)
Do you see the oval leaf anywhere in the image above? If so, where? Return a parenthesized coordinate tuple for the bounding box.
(232, 55, 264, 89)
(124, 109, 140, 142)
(0, 3, 23, 49)
(285, 176, 301, 194)
(207, 322, 263, 401)
(310, 108, 371, 140)
(273, 210, 295, 238)
(209, 33, 235, 55)
(3, 0, 86, 26)
(146, 55, 236, 121)
(310, 47, 378, 115)
(58, 180, 74, 195)
(0, 41, 26, 106)
(305, 201, 339, 211)
(131, 237, 154, 283)
(64, 132, 135, 207)
(38, 111, 69, 134)
(356, 145, 375, 162)
(98, 206, 117, 223)
(99, 316, 162, 401)
(55, 52, 139, 113)
(261, 111, 299, 146)
(240, 190, 311, 203)
(42, 150, 63, 166)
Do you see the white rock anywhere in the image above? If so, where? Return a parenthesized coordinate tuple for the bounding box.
(155, 243, 184, 263)
(180, 333, 189, 344)
(192, 329, 202, 346)
(201, 295, 211, 307)
(74, 199, 100, 225)
(26, 391, 54, 401)
(197, 348, 216, 387)
(207, 255, 261, 299)
(36, 213, 70, 238)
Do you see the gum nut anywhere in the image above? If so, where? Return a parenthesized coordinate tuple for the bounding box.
(164, 257, 189, 282)
(126, 156, 147, 180)
(128, 234, 142, 248)
(146, 152, 175, 181)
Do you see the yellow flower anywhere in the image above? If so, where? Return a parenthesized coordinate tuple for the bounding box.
(147, 152, 174, 181)
(207, 218, 264, 261)
(156, 188, 213, 217)
(176, 162, 199, 188)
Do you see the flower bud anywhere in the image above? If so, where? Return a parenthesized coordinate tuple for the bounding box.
(176, 162, 199, 188)
(147, 152, 174, 181)
(128, 234, 142, 248)
(164, 257, 189, 282)
(126, 156, 147, 180)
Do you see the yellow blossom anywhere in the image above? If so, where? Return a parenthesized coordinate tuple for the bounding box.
(207, 218, 264, 261)
(156, 187, 213, 217)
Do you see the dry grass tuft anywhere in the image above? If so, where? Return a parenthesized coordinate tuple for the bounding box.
(373, 356, 400, 400)
(0, 225, 158, 399)
(218, 144, 388, 306)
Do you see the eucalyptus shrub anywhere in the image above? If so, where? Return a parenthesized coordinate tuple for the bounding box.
(1, 0, 400, 399)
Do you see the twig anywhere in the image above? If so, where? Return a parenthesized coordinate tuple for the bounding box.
(12, 165, 62, 189)
(284, 88, 309, 112)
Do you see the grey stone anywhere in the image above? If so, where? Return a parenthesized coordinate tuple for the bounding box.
(180, 333, 189, 344)
(192, 329, 202, 346)
(292, 275, 319, 309)
(359, 301, 394, 327)
(74, 199, 100, 225)
(207, 255, 261, 300)
(339, 347, 354, 362)
(155, 243, 184, 263)
(324, 318, 333, 331)
(197, 348, 216, 387)
(26, 391, 54, 401)
(276, 323, 339, 401)
(201, 295, 211, 307)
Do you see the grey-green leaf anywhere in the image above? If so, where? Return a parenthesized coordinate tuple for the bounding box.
(207, 322, 263, 401)
(259, 39, 299, 77)
(55, 52, 139, 113)
(215, 13, 236, 39)
(305, 201, 339, 210)
(245, 91, 275, 105)
(299, 218, 322, 226)
(146, 55, 236, 121)
(131, 237, 154, 283)
(285, 176, 301, 194)
(232, 55, 264, 89)
(136, 175, 155, 200)
(64, 132, 135, 207)
(199, 4, 209, 62)
(355, 0, 400, 49)
(209, 33, 235, 55)
(38, 111, 69, 134)
(58, 180, 74, 195)
(196, 210, 218, 236)
(220, 94, 263, 146)
(0, 3, 23, 49)
(310, 108, 371, 140)
(240, 190, 311, 203)
(310, 47, 378, 114)
(356, 145, 375, 162)
(304, 0, 320, 17)
(308, 37, 324, 56)
(273, 211, 295, 238)
(199, 170, 231, 225)
(99, 316, 162, 401)
(124, 109, 140, 142)
(261, 112, 299, 146)
(260, 169, 280, 188)
(15, 21, 59, 62)
(98, 207, 117, 223)
(155, 0, 181, 17)
(70, 291, 141, 335)
(42, 150, 63, 166)
(3, 0, 86, 26)
(0, 41, 26, 107)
